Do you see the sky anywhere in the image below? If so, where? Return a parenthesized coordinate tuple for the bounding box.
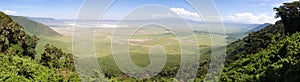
(0, 0, 298, 24)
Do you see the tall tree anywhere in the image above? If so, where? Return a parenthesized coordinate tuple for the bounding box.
(274, 1, 300, 33)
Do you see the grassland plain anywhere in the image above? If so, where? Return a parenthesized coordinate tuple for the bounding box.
(37, 27, 227, 80)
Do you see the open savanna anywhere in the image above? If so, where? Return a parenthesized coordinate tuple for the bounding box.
(36, 26, 226, 80)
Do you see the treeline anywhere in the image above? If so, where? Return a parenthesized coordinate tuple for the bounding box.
(0, 12, 80, 81)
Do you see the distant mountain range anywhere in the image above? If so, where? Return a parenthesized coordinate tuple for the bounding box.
(15, 16, 267, 38)
(225, 23, 270, 42)
(28, 17, 65, 26)
(10, 16, 61, 37)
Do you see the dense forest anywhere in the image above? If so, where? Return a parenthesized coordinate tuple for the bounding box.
(0, 1, 299, 82)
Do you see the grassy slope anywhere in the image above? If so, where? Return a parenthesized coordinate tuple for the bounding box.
(9, 16, 67, 58)
(35, 35, 72, 59)
(10, 16, 61, 37)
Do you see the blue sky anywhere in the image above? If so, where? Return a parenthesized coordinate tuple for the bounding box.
(0, 0, 298, 24)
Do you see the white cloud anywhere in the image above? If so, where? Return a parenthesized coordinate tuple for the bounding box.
(170, 8, 200, 18)
(290, 0, 299, 2)
(226, 13, 278, 24)
(3, 10, 17, 15)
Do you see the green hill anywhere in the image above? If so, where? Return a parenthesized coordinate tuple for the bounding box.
(10, 16, 61, 37)
(220, 1, 300, 81)
(0, 12, 79, 81)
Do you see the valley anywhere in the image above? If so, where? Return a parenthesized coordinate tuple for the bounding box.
(28, 18, 261, 81)
(1, 1, 299, 81)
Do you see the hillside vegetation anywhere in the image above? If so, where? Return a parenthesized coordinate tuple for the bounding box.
(221, 1, 300, 81)
(9, 16, 66, 57)
(0, 12, 79, 81)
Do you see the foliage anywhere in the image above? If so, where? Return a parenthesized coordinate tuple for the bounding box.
(0, 12, 79, 81)
(40, 44, 75, 71)
(0, 12, 38, 59)
(225, 21, 285, 63)
(221, 1, 300, 82)
(0, 54, 80, 81)
(221, 33, 300, 82)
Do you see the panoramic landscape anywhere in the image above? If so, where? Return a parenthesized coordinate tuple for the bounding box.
(0, 0, 300, 81)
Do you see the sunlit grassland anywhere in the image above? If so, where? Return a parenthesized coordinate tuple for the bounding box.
(95, 32, 220, 78)
(35, 35, 72, 60)
(35, 27, 225, 61)
(36, 28, 226, 79)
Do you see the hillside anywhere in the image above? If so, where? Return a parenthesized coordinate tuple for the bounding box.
(10, 16, 61, 37)
(222, 32, 300, 81)
(28, 17, 65, 26)
(225, 22, 285, 63)
(221, 1, 300, 81)
(247, 23, 271, 33)
(0, 12, 79, 81)
(225, 23, 265, 43)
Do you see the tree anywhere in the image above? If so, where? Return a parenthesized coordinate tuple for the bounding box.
(274, 1, 300, 33)
(40, 44, 75, 71)
(0, 12, 38, 59)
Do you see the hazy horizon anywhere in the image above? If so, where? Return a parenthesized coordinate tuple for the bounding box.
(1, 0, 298, 24)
